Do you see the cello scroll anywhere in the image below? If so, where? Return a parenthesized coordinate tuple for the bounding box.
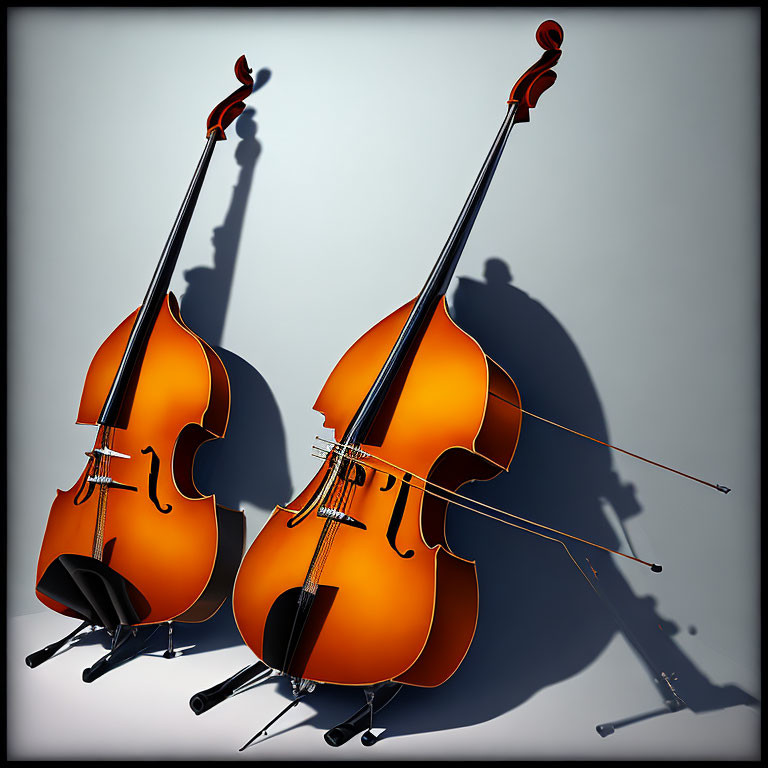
(508, 19, 564, 123)
(207, 54, 254, 140)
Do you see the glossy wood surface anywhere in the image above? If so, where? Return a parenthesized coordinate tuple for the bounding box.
(36, 294, 231, 624)
(233, 299, 522, 685)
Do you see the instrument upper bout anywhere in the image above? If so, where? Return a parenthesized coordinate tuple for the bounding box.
(314, 298, 497, 474)
(77, 293, 229, 438)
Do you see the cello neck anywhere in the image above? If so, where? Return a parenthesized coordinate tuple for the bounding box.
(340, 105, 520, 447)
(97, 55, 255, 429)
(341, 22, 563, 448)
(97, 132, 219, 428)
(424, 19, 563, 303)
(422, 102, 519, 302)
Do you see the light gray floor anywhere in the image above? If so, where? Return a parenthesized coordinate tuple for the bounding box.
(8, 609, 759, 760)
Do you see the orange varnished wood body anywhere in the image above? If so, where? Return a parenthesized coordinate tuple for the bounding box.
(233, 298, 522, 686)
(35, 293, 237, 625)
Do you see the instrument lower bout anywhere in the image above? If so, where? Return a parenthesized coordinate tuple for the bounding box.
(233, 490, 478, 687)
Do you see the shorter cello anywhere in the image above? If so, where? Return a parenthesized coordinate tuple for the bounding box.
(27, 56, 255, 679)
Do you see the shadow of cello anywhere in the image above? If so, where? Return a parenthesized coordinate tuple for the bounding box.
(351, 257, 756, 741)
(164, 77, 293, 656)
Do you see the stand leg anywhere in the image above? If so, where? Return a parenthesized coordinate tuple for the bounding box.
(25, 620, 91, 668)
(190, 661, 271, 715)
(82, 624, 160, 683)
(324, 682, 403, 747)
(163, 621, 175, 659)
(239, 691, 309, 751)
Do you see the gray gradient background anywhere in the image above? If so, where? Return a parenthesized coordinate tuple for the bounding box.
(7, 7, 760, 760)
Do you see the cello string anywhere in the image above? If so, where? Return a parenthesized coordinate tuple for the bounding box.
(305, 482, 342, 596)
(312, 477, 352, 582)
(297, 462, 345, 607)
(99, 428, 112, 559)
(488, 392, 730, 494)
(300, 518, 334, 605)
(303, 469, 354, 599)
(93, 425, 112, 560)
(308, 523, 336, 595)
(313, 439, 661, 571)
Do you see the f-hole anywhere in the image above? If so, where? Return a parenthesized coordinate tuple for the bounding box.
(341, 457, 366, 487)
(380, 473, 396, 492)
(382, 473, 415, 559)
(73, 476, 96, 506)
(287, 464, 333, 528)
(287, 456, 366, 529)
(141, 446, 172, 513)
(74, 455, 97, 506)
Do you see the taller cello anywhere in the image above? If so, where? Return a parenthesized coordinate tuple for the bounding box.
(27, 55, 255, 679)
(227, 19, 569, 745)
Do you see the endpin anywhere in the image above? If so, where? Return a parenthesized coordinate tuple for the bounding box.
(238, 693, 309, 751)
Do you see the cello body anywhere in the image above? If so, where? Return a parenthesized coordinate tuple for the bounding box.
(36, 294, 240, 625)
(233, 297, 522, 685)
(231, 20, 566, 693)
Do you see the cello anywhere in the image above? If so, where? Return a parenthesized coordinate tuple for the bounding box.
(225, 19, 571, 745)
(27, 55, 256, 680)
